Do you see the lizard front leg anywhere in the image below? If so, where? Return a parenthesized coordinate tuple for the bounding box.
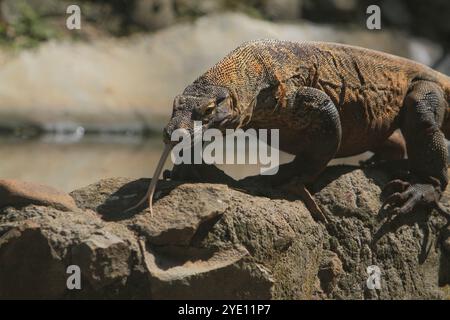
(383, 80, 449, 219)
(259, 86, 342, 186)
(278, 87, 342, 222)
(239, 87, 341, 221)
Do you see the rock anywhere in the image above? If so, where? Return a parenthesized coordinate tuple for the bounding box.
(70, 176, 323, 299)
(318, 250, 344, 295)
(0, 179, 78, 211)
(143, 243, 274, 299)
(313, 167, 448, 299)
(69, 177, 133, 213)
(174, 0, 223, 17)
(134, 183, 231, 246)
(302, 0, 359, 23)
(0, 221, 66, 299)
(132, 0, 176, 30)
(0, 0, 66, 24)
(0, 165, 449, 299)
(0, 203, 146, 298)
(264, 0, 302, 21)
(71, 231, 132, 290)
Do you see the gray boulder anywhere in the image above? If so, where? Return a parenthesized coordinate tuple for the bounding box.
(0, 166, 449, 299)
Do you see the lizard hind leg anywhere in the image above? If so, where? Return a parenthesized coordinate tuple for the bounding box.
(382, 80, 449, 220)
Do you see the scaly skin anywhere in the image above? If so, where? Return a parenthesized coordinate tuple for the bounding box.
(131, 40, 450, 219)
(196, 40, 450, 154)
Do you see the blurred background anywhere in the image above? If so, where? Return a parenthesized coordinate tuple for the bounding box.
(0, 0, 449, 191)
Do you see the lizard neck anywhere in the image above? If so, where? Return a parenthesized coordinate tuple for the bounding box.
(194, 42, 276, 120)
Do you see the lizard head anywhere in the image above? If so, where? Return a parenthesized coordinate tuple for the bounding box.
(127, 85, 237, 216)
(163, 84, 237, 144)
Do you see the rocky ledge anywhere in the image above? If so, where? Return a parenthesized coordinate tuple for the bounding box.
(0, 166, 449, 299)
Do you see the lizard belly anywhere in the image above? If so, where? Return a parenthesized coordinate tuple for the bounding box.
(335, 99, 402, 158)
(336, 129, 394, 157)
(248, 105, 401, 157)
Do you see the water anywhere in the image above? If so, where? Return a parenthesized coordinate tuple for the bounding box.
(0, 135, 165, 192)
(0, 133, 369, 192)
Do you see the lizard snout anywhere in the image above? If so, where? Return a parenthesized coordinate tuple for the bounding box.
(163, 115, 194, 145)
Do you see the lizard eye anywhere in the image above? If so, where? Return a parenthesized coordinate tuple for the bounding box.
(216, 96, 226, 105)
(204, 105, 215, 117)
(196, 103, 214, 119)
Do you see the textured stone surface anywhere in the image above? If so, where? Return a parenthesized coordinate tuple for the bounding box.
(0, 179, 78, 211)
(312, 167, 448, 299)
(0, 221, 66, 299)
(0, 166, 449, 299)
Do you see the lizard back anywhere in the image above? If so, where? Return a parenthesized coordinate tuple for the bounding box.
(193, 40, 450, 156)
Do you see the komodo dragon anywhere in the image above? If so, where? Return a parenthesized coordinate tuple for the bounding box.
(128, 40, 450, 220)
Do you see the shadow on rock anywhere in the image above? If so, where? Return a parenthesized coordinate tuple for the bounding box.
(372, 208, 433, 263)
(98, 179, 181, 221)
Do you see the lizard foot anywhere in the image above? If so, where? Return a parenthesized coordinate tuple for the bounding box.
(382, 179, 450, 220)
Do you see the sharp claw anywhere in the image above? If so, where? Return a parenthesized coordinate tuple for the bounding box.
(395, 194, 420, 215)
(382, 179, 410, 197)
(281, 181, 328, 223)
(300, 185, 328, 224)
(382, 192, 402, 208)
(383, 188, 415, 209)
(381, 181, 448, 222)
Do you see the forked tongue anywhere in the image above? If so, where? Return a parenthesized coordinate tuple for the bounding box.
(126, 144, 172, 215)
(147, 144, 172, 215)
